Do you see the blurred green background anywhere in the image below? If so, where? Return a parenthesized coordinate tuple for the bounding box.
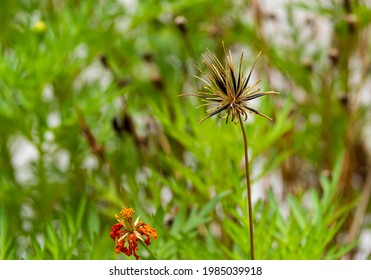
(1, 0, 371, 260)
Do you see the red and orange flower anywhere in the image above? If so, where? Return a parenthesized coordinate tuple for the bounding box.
(110, 208, 157, 260)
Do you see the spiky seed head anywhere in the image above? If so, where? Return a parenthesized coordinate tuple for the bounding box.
(183, 43, 279, 124)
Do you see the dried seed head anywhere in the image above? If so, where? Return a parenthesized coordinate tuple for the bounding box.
(328, 48, 340, 65)
(174, 16, 187, 33)
(183, 43, 279, 124)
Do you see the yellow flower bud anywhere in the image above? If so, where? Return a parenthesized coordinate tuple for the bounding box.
(32, 20, 47, 33)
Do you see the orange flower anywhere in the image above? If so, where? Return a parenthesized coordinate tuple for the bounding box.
(110, 208, 157, 260)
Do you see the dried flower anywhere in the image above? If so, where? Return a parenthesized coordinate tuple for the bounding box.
(181, 44, 279, 260)
(184, 44, 278, 124)
(110, 207, 157, 260)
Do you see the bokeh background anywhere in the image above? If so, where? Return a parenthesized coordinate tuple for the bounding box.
(1, 0, 371, 259)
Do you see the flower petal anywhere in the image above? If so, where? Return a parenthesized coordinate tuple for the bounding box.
(110, 223, 123, 241)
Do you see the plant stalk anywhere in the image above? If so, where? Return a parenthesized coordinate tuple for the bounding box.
(138, 239, 158, 260)
(238, 114, 255, 260)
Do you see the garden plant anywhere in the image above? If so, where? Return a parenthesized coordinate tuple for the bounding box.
(1, 0, 370, 260)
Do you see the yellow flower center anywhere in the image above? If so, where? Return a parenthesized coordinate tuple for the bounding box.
(120, 208, 136, 232)
(120, 208, 134, 221)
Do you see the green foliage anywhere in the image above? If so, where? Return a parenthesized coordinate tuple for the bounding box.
(1, 0, 369, 260)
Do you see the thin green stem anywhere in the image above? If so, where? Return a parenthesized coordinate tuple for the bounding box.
(138, 239, 158, 260)
(238, 114, 255, 260)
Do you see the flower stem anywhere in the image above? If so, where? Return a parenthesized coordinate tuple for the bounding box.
(238, 114, 255, 260)
(138, 239, 158, 260)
